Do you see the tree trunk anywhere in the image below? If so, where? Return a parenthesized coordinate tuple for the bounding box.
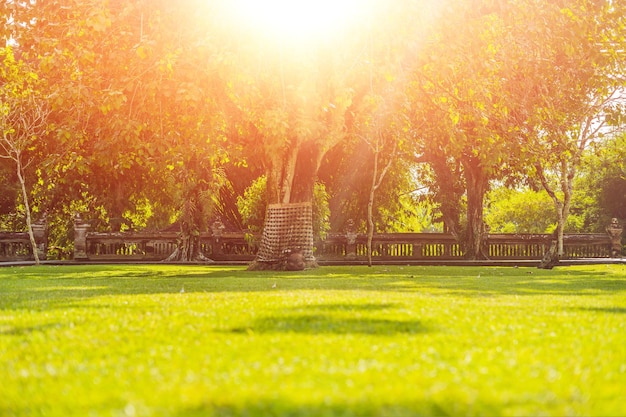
(367, 171, 376, 267)
(555, 205, 566, 258)
(249, 142, 321, 270)
(558, 162, 575, 258)
(16, 158, 40, 265)
(250, 202, 315, 270)
(538, 184, 564, 269)
(164, 192, 214, 263)
(535, 161, 575, 267)
(164, 225, 214, 263)
(538, 240, 559, 269)
(292, 142, 323, 203)
(366, 137, 396, 267)
(463, 158, 489, 260)
(280, 143, 299, 204)
(422, 151, 463, 239)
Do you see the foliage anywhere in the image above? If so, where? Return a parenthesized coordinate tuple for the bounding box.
(485, 188, 557, 233)
(578, 133, 626, 230)
(406, 0, 523, 259)
(312, 182, 331, 241)
(1, 0, 625, 259)
(0, 46, 53, 264)
(378, 192, 443, 233)
(485, 182, 618, 235)
(508, 0, 626, 256)
(507, 156, 626, 236)
(4, 0, 237, 260)
(1, 264, 626, 416)
(237, 175, 269, 234)
(321, 144, 437, 233)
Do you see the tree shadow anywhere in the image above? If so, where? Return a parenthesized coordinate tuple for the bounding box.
(0, 322, 60, 336)
(228, 314, 431, 336)
(286, 302, 399, 312)
(575, 307, 626, 314)
(0, 265, 235, 310)
(351, 266, 626, 297)
(176, 397, 488, 417)
(1, 265, 625, 313)
(4, 399, 483, 417)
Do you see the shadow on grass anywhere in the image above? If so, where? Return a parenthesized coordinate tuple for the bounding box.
(4, 401, 477, 417)
(0, 322, 60, 336)
(576, 307, 626, 314)
(387, 275, 626, 297)
(1, 265, 624, 312)
(287, 302, 398, 312)
(177, 398, 483, 417)
(229, 314, 430, 336)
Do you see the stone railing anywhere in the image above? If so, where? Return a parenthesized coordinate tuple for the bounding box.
(487, 233, 612, 259)
(317, 233, 464, 261)
(0, 221, 47, 262)
(0, 232, 36, 261)
(0, 220, 620, 263)
(79, 231, 258, 262)
(317, 232, 612, 262)
(72, 228, 615, 263)
(73, 216, 258, 262)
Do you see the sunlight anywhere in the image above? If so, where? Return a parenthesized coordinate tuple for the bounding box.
(227, 0, 368, 44)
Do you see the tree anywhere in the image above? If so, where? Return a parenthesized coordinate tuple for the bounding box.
(407, 0, 520, 259)
(507, 0, 626, 262)
(352, 84, 405, 266)
(220, 14, 363, 269)
(4, 0, 233, 260)
(346, 1, 434, 266)
(0, 47, 50, 264)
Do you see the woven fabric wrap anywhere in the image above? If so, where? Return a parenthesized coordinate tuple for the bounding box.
(256, 202, 314, 263)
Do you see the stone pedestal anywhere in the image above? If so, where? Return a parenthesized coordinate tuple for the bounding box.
(31, 218, 48, 261)
(210, 219, 226, 256)
(73, 214, 91, 260)
(606, 218, 623, 257)
(345, 219, 357, 260)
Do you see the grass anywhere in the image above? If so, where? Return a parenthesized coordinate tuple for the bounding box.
(0, 264, 625, 417)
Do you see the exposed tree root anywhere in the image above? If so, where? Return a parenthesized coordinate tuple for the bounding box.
(163, 234, 214, 263)
(248, 251, 318, 271)
(538, 241, 559, 269)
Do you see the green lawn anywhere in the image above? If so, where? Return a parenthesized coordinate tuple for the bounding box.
(1, 264, 625, 417)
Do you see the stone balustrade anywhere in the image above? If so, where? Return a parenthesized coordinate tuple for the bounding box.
(0, 218, 622, 263)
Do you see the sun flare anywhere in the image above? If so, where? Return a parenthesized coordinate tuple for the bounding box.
(228, 0, 367, 43)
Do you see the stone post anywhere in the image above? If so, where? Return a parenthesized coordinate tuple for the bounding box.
(606, 218, 623, 257)
(210, 219, 226, 257)
(31, 215, 48, 261)
(73, 214, 91, 260)
(412, 243, 423, 259)
(345, 219, 357, 260)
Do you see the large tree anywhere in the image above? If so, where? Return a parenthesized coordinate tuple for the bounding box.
(221, 0, 440, 269)
(407, 0, 521, 259)
(506, 0, 626, 262)
(219, 4, 374, 269)
(4, 0, 233, 259)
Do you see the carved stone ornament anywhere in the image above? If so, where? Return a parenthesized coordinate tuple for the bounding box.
(606, 218, 623, 257)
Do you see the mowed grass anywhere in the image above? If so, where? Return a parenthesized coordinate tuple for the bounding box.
(1, 264, 625, 417)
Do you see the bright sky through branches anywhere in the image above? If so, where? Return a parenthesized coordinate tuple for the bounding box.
(228, 0, 367, 43)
